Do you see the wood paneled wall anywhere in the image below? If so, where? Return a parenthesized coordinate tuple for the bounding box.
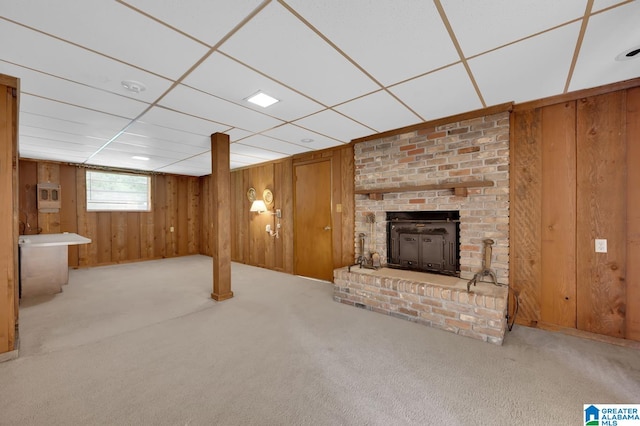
(201, 145, 355, 276)
(511, 83, 640, 341)
(19, 160, 201, 267)
(1, 76, 19, 355)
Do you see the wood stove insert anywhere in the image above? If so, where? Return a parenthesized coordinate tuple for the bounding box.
(386, 210, 460, 276)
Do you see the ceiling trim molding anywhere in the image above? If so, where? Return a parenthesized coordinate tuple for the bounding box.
(514, 76, 640, 111)
(351, 102, 513, 144)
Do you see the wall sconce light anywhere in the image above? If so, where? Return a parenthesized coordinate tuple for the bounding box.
(250, 199, 268, 213)
(249, 199, 282, 238)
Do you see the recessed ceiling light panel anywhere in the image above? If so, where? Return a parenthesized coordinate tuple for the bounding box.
(246, 91, 280, 108)
(132, 156, 150, 161)
(615, 45, 640, 61)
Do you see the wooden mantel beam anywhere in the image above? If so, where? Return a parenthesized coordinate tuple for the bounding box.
(354, 180, 494, 199)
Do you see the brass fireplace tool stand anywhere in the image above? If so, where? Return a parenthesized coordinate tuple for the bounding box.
(467, 238, 499, 292)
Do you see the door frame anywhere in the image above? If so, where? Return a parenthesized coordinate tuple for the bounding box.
(292, 157, 334, 280)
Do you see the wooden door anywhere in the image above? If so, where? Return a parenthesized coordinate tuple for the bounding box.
(294, 160, 333, 281)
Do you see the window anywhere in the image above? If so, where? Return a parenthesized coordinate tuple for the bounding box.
(86, 170, 151, 212)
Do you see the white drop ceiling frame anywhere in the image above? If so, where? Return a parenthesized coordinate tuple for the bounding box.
(0, 0, 637, 177)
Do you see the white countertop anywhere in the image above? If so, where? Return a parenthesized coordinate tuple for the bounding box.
(19, 233, 92, 247)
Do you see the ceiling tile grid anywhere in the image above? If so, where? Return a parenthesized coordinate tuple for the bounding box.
(1, 0, 638, 176)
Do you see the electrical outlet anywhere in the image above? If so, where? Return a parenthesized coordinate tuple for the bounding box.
(595, 239, 607, 253)
(266, 224, 271, 233)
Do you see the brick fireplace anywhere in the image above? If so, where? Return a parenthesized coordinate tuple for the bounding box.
(334, 111, 510, 344)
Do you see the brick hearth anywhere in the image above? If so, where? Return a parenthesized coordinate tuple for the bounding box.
(334, 267, 508, 344)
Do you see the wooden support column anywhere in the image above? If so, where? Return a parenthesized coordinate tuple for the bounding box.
(0, 74, 19, 359)
(210, 133, 233, 301)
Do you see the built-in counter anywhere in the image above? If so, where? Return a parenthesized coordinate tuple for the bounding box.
(19, 233, 91, 298)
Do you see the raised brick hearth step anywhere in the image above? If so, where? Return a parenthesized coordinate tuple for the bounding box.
(333, 267, 509, 345)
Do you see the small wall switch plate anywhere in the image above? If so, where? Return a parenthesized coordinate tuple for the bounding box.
(266, 224, 271, 233)
(170, 226, 174, 233)
(595, 239, 607, 253)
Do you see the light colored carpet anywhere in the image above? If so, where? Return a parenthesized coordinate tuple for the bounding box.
(1, 255, 638, 425)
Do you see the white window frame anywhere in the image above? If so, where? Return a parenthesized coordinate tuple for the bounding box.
(86, 170, 151, 212)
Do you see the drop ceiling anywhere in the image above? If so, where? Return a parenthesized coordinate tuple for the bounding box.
(1, 0, 639, 176)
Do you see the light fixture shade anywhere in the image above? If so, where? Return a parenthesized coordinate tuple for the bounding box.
(250, 199, 268, 213)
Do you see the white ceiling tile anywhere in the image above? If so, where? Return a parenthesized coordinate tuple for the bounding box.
(156, 152, 213, 176)
(220, 1, 379, 106)
(159, 84, 283, 132)
(570, 1, 640, 92)
(389, 64, 483, 122)
(20, 125, 107, 148)
(334, 91, 420, 133)
(0, 61, 149, 119)
(442, 0, 586, 57)
(18, 146, 89, 164)
(592, 0, 630, 12)
(470, 22, 581, 105)
(123, 122, 211, 150)
(0, 20, 172, 103)
(183, 53, 324, 122)
(238, 135, 311, 156)
(138, 107, 231, 136)
(230, 152, 267, 167)
(156, 163, 211, 177)
(20, 95, 131, 139)
(293, 110, 373, 142)
(121, 0, 265, 47)
(2, 0, 208, 80)
(285, 0, 459, 86)
(107, 137, 206, 158)
(230, 142, 289, 161)
(262, 124, 341, 151)
(226, 128, 253, 142)
(19, 136, 99, 156)
(88, 150, 174, 172)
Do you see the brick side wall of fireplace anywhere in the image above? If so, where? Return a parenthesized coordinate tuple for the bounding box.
(354, 112, 510, 283)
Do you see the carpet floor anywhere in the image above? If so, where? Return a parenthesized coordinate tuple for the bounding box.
(1, 255, 638, 425)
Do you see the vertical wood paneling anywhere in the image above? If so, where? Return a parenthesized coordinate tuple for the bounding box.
(626, 87, 640, 341)
(510, 109, 543, 326)
(187, 177, 199, 254)
(576, 92, 627, 338)
(229, 171, 243, 262)
(111, 212, 127, 262)
(59, 165, 79, 266)
(199, 176, 211, 256)
(127, 213, 141, 260)
(96, 212, 112, 264)
(37, 163, 61, 234)
(153, 175, 167, 259)
(76, 168, 98, 266)
(166, 176, 178, 257)
(0, 81, 18, 354)
(279, 159, 294, 274)
(176, 176, 189, 255)
(139, 211, 154, 259)
(241, 169, 251, 263)
(340, 146, 355, 266)
(540, 102, 577, 328)
(18, 160, 38, 234)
